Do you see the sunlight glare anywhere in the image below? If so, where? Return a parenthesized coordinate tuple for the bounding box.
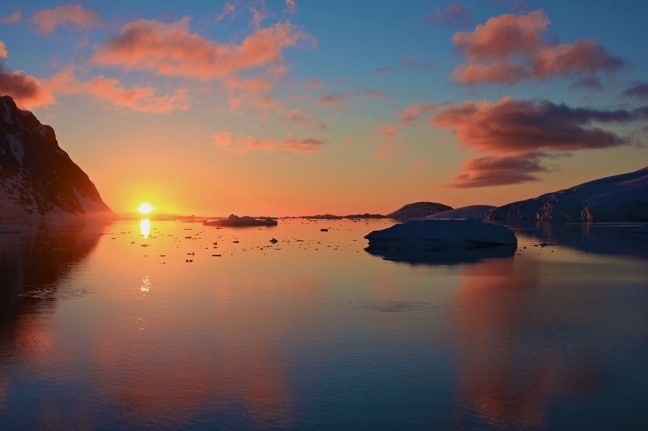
(138, 202, 154, 215)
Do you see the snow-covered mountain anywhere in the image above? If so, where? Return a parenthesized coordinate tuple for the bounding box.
(0, 95, 112, 223)
(485, 167, 648, 222)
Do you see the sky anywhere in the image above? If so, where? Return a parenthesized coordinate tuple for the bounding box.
(1, 0, 647, 216)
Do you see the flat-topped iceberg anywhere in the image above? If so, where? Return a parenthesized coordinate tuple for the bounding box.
(364, 219, 517, 264)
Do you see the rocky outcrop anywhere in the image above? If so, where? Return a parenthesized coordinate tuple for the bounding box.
(0, 95, 112, 222)
(387, 201, 452, 220)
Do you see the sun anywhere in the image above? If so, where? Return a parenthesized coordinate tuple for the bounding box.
(137, 202, 154, 215)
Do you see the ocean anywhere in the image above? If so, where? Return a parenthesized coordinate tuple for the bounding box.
(1, 218, 647, 430)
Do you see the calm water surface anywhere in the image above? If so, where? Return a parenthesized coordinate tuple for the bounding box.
(1, 218, 647, 430)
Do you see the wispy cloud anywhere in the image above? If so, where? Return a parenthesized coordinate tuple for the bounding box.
(32, 4, 104, 35)
(286, 109, 326, 129)
(0, 11, 22, 24)
(452, 10, 622, 86)
(317, 88, 385, 110)
(285, 0, 297, 14)
(426, 1, 472, 27)
(399, 102, 436, 122)
(623, 81, 648, 100)
(212, 131, 327, 154)
(46, 69, 189, 113)
(431, 97, 647, 187)
(214, 2, 236, 22)
(376, 123, 401, 160)
(0, 43, 54, 108)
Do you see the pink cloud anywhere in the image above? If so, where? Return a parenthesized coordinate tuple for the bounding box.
(378, 124, 400, 138)
(431, 97, 647, 187)
(400, 102, 436, 122)
(46, 69, 189, 113)
(0, 45, 54, 108)
(0, 11, 22, 24)
(32, 4, 103, 35)
(285, 0, 297, 14)
(426, 1, 472, 27)
(452, 10, 622, 85)
(447, 153, 546, 188)
(212, 132, 326, 154)
(93, 18, 308, 80)
(377, 124, 401, 160)
(215, 3, 236, 22)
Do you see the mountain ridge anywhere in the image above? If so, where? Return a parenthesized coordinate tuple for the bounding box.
(0, 95, 113, 224)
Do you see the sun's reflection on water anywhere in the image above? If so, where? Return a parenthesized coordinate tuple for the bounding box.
(140, 218, 151, 239)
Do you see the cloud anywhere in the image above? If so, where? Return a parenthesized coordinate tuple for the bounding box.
(32, 4, 103, 35)
(426, 1, 472, 27)
(377, 123, 401, 160)
(375, 56, 433, 75)
(430, 97, 647, 187)
(0, 11, 22, 24)
(317, 88, 385, 110)
(378, 124, 400, 138)
(212, 132, 326, 154)
(285, 0, 297, 14)
(215, 2, 236, 22)
(93, 17, 309, 80)
(46, 69, 189, 113)
(400, 102, 436, 122)
(452, 10, 622, 85)
(623, 82, 648, 100)
(286, 109, 326, 129)
(447, 153, 547, 188)
(0, 44, 54, 108)
(282, 136, 326, 153)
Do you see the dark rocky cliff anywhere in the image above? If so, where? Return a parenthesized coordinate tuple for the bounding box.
(0, 95, 112, 222)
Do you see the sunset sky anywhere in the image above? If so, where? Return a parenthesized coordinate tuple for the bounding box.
(1, 0, 647, 216)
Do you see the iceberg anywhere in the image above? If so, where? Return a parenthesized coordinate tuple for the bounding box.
(364, 219, 517, 264)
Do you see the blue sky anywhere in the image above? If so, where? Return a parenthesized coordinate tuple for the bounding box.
(1, 0, 646, 215)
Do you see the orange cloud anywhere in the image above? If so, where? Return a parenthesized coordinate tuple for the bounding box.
(212, 132, 326, 154)
(0, 11, 22, 24)
(431, 97, 646, 187)
(93, 18, 308, 80)
(32, 4, 104, 35)
(0, 44, 54, 108)
(399, 102, 436, 122)
(452, 10, 622, 85)
(46, 69, 189, 113)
